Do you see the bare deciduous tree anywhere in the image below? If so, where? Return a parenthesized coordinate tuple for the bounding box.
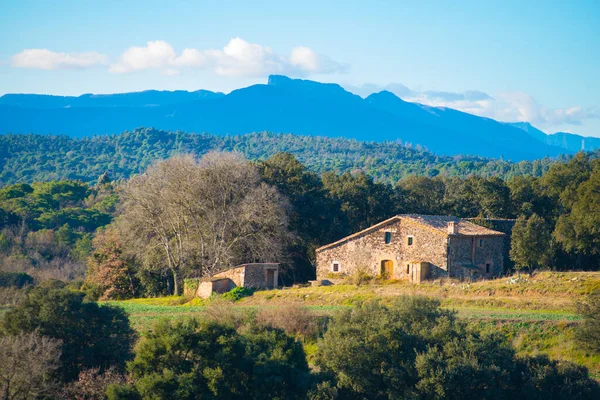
(0, 331, 62, 400)
(60, 367, 126, 400)
(119, 152, 291, 294)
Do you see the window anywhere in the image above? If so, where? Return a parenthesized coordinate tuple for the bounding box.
(332, 261, 340, 272)
(384, 231, 392, 244)
(478, 238, 484, 248)
(485, 263, 491, 274)
(407, 236, 414, 246)
(406, 264, 410, 274)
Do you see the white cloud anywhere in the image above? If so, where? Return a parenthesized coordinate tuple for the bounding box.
(109, 38, 346, 77)
(11, 49, 107, 70)
(109, 40, 176, 73)
(290, 46, 346, 74)
(345, 83, 599, 130)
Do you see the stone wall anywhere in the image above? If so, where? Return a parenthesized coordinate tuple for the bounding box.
(243, 264, 279, 289)
(316, 219, 402, 280)
(316, 218, 450, 280)
(399, 219, 449, 279)
(196, 278, 236, 299)
(316, 216, 504, 282)
(467, 218, 515, 271)
(212, 263, 279, 289)
(448, 235, 504, 279)
(213, 266, 246, 287)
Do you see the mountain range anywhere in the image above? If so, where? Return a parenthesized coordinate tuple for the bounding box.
(0, 75, 597, 161)
(507, 122, 600, 153)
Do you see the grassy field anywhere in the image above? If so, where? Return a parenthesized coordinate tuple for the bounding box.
(103, 271, 600, 378)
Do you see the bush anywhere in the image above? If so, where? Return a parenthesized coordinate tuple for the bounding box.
(0, 287, 27, 307)
(256, 305, 323, 341)
(183, 278, 200, 297)
(125, 318, 310, 399)
(315, 296, 600, 399)
(61, 367, 126, 400)
(221, 286, 254, 301)
(204, 301, 257, 329)
(0, 271, 34, 288)
(106, 383, 141, 400)
(0, 331, 63, 399)
(0, 287, 136, 382)
(315, 296, 463, 398)
(575, 290, 600, 353)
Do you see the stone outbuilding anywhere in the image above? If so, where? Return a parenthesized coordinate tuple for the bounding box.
(186, 263, 280, 299)
(316, 214, 505, 283)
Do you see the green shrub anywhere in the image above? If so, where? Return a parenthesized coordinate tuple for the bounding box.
(125, 318, 310, 399)
(221, 286, 254, 302)
(183, 278, 200, 297)
(0, 272, 34, 288)
(315, 296, 600, 399)
(575, 290, 600, 353)
(0, 287, 137, 382)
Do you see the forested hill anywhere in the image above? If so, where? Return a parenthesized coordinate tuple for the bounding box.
(0, 128, 575, 185)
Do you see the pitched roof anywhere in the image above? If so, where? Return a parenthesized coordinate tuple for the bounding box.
(400, 214, 505, 236)
(316, 214, 504, 252)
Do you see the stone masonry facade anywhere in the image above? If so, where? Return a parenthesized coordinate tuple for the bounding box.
(185, 263, 280, 299)
(316, 215, 505, 282)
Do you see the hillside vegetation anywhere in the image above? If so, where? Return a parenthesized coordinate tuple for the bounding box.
(0, 128, 574, 185)
(106, 272, 600, 379)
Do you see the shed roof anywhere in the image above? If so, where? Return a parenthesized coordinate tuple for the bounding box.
(316, 214, 504, 252)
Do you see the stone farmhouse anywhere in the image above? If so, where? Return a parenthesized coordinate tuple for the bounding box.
(185, 263, 279, 298)
(316, 214, 505, 283)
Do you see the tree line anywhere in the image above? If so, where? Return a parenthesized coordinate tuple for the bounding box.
(2, 128, 585, 186)
(1, 151, 599, 297)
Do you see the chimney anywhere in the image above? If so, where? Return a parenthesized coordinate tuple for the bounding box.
(447, 221, 458, 234)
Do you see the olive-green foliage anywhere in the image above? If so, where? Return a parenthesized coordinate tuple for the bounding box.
(183, 278, 200, 297)
(0, 128, 574, 186)
(122, 318, 310, 399)
(313, 296, 600, 399)
(0, 179, 115, 282)
(575, 291, 600, 354)
(510, 213, 553, 272)
(220, 286, 254, 302)
(0, 271, 33, 288)
(0, 180, 112, 233)
(314, 297, 464, 399)
(555, 164, 600, 257)
(258, 152, 345, 282)
(0, 287, 136, 382)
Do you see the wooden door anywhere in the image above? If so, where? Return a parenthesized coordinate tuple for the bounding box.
(381, 260, 393, 278)
(266, 269, 275, 289)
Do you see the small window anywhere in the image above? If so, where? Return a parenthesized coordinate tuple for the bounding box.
(478, 238, 484, 248)
(485, 263, 491, 274)
(406, 264, 410, 274)
(407, 236, 414, 246)
(332, 262, 340, 272)
(384, 232, 392, 244)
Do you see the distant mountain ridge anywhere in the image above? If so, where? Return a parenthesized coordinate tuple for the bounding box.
(0, 75, 585, 161)
(0, 89, 224, 108)
(508, 122, 600, 152)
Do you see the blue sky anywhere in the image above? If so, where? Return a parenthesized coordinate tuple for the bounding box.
(1, 0, 599, 136)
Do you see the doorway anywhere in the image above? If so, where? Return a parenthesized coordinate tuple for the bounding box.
(380, 260, 393, 278)
(266, 269, 276, 289)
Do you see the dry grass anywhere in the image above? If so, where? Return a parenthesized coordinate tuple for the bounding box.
(256, 304, 324, 341)
(238, 271, 600, 313)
